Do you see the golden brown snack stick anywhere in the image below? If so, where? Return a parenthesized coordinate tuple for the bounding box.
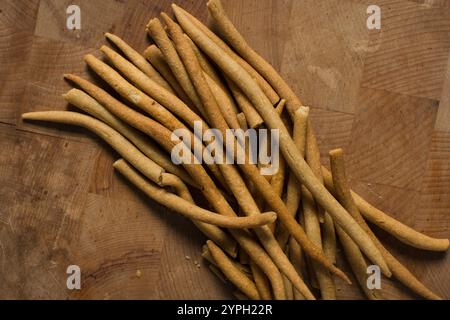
(184, 33, 237, 114)
(62, 74, 286, 300)
(22, 111, 164, 184)
(276, 107, 307, 248)
(205, 0, 295, 114)
(335, 225, 383, 300)
(173, 4, 390, 279)
(146, 18, 208, 119)
(329, 148, 442, 300)
(249, 261, 272, 300)
(226, 77, 263, 129)
(327, 166, 450, 253)
(101, 46, 207, 132)
(166, 14, 315, 300)
(202, 245, 251, 276)
(174, 5, 279, 105)
(113, 159, 275, 228)
(104, 32, 174, 94)
(306, 125, 336, 267)
(207, 240, 260, 300)
(203, 71, 240, 130)
(143, 45, 193, 106)
(63, 88, 195, 187)
(293, 107, 335, 300)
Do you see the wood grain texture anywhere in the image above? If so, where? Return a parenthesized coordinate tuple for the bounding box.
(0, 0, 449, 299)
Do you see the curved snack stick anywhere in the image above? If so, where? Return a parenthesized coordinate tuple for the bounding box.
(164, 14, 291, 299)
(276, 107, 307, 248)
(322, 166, 450, 253)
(113, 159, 276, 228)
(186, 34, 240, 117)
(143, 45, 193, 106)
(62, 74, 286, 300)
(104, 32, 174, 94)
(226, 77, 263, 129)
(335, 225, 383, 300)
(205, 0, 295, 114)
(63, 87, 235, 256)
(206, 0, 448, 254)
(83, 55, 227, 189)
(22, 111, 246, 229)
(174, 4, 279, 105)
(207, 240, 260, 300)
(173, 4, 390, 279)
(63, 88, 195, 187)
(166, 14, 317, 300)
(329, 148, 442, 300)
(249, 261, 272, 300)
(22, 111, 164, 184)
(146, 18, 207, 119)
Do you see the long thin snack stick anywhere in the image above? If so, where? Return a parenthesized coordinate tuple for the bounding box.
(335, 225, 383, 300)
(236, 112, 248, 130)
(292, 107, 335, 299)
(202, 245, 251, 276)
(186, 33, 240, 117)
(104, 32, 174, 94)
(249, 261, 272, 300)
(146, 18, 208, 119)
(165, 14, 319, 299)
(63, 88, 195, 187)
(62, 74, 286, 300)
(22, 111, 164, 184)
(207, 240, 260, 300)
(304, 113, 337, 265)
(113, 159, 276, 228)
(173, 4, 390, 278)
(203, 71, 240, 130)
(174, 5, 280, 105)
(226, 78, 263, 129)
(205, 0, 294, 113)
(143, 45, 193, 106)
(101, 46, 208, 133)
(83, 54, 227, 190)
(266, 99, 288, 233)
(329, 148, 442, 300)
(289, 237, 307, 300)
(276, 107, 307, 248)
(207, 0, 448, 254)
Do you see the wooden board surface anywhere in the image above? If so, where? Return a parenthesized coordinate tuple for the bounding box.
(0, 0, 449, 299)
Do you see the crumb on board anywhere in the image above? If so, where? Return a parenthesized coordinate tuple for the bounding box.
(136, 270, 142, 278)
(185, 255, 191, 260)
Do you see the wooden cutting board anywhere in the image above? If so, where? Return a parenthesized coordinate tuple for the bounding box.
(0, 0, 449, 299)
